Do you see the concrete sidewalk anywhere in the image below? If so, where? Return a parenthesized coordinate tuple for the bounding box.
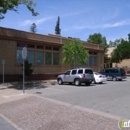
(0, 84, 127, 130)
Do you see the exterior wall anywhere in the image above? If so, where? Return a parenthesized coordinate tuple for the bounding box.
(0, 40, 17, 74)
(112, 60, 130, 74)
(0, 39, 103, 74)
(0, 27, 104, 81)
(107, 47, 130, 74)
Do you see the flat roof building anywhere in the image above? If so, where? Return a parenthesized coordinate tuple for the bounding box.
(0, 27, 104, 81)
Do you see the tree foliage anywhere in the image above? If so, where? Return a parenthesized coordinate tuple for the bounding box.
(0, 0, 39, 19)
(111, 39, 130, 63)
(21, 60, 33, 80)
(87, 33, 103, 44)
(30, 23, 37, 33)
(109, 38, 123, 47)
(87, 33, 108, 61)
(62, 39, 89, 67)
(128, 33, 130, 42)
(55, 16, 61, 34)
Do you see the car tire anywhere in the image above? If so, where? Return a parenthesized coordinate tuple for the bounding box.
(69, 83, 72, 85)
(85, 82, 91, 86)
(74, 79, 81, 86)
(94, 79, 97, 84)
(58, 78, 63, 85)
(112, 77, 117, 81)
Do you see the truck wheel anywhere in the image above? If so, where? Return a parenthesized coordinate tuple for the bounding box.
(58, 78, 63, 85)
(74, 79, 81, 86)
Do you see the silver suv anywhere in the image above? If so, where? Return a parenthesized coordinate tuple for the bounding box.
(57, 68, 94, 86)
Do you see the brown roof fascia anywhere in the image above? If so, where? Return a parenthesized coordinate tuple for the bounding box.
(0, 27, 104, 51)
(0, 27, 62, 46)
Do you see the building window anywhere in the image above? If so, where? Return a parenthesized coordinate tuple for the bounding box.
(86, 58, 89, 65)
(27, 51, 34, 64)
(45, 52, 52, 65)
(53, 53, 59, 65)
(27, 44, 35, 48)
(89, 56, 93, 66)
(37, 52, 44, 65)
(16, 50, 22, 64)
(37, 45, 44, 49)
(45, 46, 52, 50)
(53, 47, 59, 51)
(17, 43, 26, 47)
(94, 57, 97, 66)
(94, 52, 97, 55)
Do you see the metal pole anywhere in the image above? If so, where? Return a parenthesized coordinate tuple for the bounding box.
(3, 64, 4, 85)
(23, 59, 25, 94)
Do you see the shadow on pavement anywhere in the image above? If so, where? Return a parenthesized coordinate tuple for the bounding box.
(0, 80, 58, 90)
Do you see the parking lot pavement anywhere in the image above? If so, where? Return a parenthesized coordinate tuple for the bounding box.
(23, 77, 130, 119)
(0, 78, 130, 130)
(0, 95, 122, 130)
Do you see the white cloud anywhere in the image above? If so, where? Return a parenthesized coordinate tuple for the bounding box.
(20, 16, 56, 26)
(102, 20, 130, 28)
(71, 19, 130, 30)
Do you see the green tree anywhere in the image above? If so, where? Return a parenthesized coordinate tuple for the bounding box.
(30, 23, 37, 33)
(87, 33, 108, 61)
(62, 39, 89, 67)
(109, 38, 123, 47)
(111, 48, 121, 63)
(87, 33, 103, 44)
(128, 33, 130, 42)
(21, 60, 33, 81)
(111, 39, 130, 63)
(55, 16, 61, 34)
(0, 0, 39, 19)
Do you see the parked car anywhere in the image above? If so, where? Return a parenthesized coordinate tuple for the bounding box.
(57, 68, 94, 86)
(99, 68, 126, 81)
(93, 72, 107, 84)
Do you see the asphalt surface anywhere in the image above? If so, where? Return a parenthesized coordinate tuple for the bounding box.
(24, 78, 130, 119)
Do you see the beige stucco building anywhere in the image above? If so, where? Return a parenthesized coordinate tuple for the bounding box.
(106, 47, 130, 73)
(0, 27, 104, 81)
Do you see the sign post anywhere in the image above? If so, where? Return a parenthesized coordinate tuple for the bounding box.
(2, 59, 5, 85)
(22, 47, 27, 94)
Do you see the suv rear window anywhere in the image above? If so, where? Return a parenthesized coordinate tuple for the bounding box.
(85, 69, 93, 74)
(78, 69, 83, 74)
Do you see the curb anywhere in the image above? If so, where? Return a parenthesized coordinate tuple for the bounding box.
(0, 113, 23, 130)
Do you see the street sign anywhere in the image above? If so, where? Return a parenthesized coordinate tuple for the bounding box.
(2, 59, 5, 64)
(22, 47, 27, 59)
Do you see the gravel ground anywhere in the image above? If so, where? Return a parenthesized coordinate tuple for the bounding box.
(0, 96, 120, 130)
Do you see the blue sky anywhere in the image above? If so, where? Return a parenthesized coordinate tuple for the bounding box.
(1, 0, 130, 43)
